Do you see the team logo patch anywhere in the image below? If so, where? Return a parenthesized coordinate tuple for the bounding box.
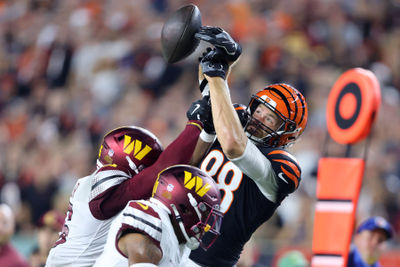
(375, 217, 388, 228)
(183, 171, 211, 197)
(161, 191, 172, 200)
(123, 135, 152, 160)
(167, 184, 174, 192)
(137, 202, 149, 210)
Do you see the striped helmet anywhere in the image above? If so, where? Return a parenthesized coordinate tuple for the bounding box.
(246, 83, 308, 147)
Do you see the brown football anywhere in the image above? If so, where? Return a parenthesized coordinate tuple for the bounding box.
(161, 4, 202, 63)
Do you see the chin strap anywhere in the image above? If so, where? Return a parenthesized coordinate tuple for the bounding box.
(125, 156, 139, 174)
(187, 193, 202, 219)
(96, 159, 103, 169)
(170, 203, 200, 250)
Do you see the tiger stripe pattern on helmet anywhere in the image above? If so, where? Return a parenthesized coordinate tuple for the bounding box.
(247, 83, 308, 147)
(275, 84, 307, 127)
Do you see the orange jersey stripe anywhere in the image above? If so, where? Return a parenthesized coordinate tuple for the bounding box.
(268, 150, 299, 164)
(281, 165, 299, 188)
(272, 159, 301, 177)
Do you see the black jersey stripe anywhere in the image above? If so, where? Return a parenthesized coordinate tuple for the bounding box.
(313, 253, 343, 257)
(91, 174, 130, 190)
(272, 159, 301, 177)
(268, 150, 300, 166)
(122, 212, 162, 233)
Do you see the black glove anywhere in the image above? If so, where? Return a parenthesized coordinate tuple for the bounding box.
(233, 103, 250, 128)
(186, 96, 215, 134)
(198, 47, 213, 62)
(195, 26, 242, 62)
(200, 49, 229, 80)
(198, 47, 213, 96)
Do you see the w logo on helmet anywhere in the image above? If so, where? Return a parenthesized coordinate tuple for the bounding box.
(123, 135, 152, 160)
(184, 171, 211, 197)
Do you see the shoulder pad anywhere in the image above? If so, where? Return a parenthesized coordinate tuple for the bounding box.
(89, 165, 131, 201)
(127, 201, 159, 217)
(119, 201, 162, 243)
(266, 149, 301, 193)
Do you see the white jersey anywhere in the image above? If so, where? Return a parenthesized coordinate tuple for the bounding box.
(94, 199, 190, 267)
(46, 166, 132, 267)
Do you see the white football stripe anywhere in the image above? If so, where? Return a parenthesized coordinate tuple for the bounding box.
(315, 201, 354, 213)
(122, 204, 163, 242)
(312, 255, 344, 266)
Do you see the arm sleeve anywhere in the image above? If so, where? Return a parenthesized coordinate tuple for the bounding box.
(228, 141, 279, 203)
(89, 122, 201, 219)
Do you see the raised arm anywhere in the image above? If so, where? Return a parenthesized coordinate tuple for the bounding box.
(206, 76, 247, 158)
(89, 98, 215, 219)
(195, 26, 246, 159)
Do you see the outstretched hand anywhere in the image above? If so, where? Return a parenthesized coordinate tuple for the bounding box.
(195, 26, 242, 62)
(199, 49, 229, 80)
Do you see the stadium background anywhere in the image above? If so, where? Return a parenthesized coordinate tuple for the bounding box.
(0, 0, 399, 266)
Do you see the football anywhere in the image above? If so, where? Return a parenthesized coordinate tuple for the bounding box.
(161, 4, 202, 63)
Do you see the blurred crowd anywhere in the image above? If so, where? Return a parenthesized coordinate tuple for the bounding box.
(0, 0, 399, 266)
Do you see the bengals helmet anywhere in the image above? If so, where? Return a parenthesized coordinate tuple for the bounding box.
(97, 126, 163, 175)
(246, 83, 308, 147)
(151, 165, 223, 250)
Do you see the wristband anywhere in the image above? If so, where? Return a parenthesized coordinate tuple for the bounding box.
(187, 121, 203, 131)
(200, 130, 216, 143)
(199, 80, 209, 97)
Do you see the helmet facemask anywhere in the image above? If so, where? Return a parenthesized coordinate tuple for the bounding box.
(246, 84, 308, 148)
(245, 97, 290, 147)
(151, 165, 223, 251)
(170, 192, 223, 250)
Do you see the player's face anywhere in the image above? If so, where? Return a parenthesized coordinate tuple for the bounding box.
(0, 209, 13, 245)
(356, 229, 387, 263)
(247, 104, 283, 138)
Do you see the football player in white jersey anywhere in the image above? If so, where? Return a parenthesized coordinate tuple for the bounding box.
(46, 126, 163, 267)
(46, 98, 213, 267)
(93, 165, 223, 267)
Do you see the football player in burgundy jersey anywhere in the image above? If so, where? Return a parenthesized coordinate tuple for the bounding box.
(46, 98, 213, 267)
(187, 27, 309, 267)
(94, 165, 223, 267)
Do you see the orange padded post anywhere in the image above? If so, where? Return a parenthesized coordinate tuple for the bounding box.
(312, 68, 381, 267)
(311, 158, 365, 267)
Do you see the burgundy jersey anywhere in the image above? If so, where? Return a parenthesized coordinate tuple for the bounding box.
(89, 122, 202, 219)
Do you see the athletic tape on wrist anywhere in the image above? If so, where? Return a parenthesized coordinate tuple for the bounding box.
(200, 130, 216, 143)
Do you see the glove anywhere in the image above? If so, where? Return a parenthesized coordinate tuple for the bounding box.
(198, 47, 213, 63)
(186, 96, 215, 134)
(200, 49, 229, 80)
(195, 26, 242, 62)
(198, 47, 213, 96)
(233, 103, 250, 128)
